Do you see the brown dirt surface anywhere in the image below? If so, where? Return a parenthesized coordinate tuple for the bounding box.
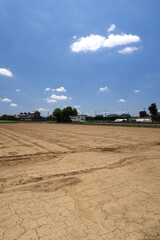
(0, 123, 160, 240)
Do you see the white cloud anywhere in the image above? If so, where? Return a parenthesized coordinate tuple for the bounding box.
(1, 98, 12, 103)
(108, 24, 116, 33)
(74, 105, 81, 109)
(38, 108, 49, 112)
(10, 103, 17, 107)
(134, 89, 141, 93)
(45, 87, 52, 91)
(104, 34, 140, 48)
(47, 98, 57, 103)
(56, 87, 66, 92)
(99, 86, 109, 92)
(118, 46, 139, 54)
(0, 68, 13, 77)
(71, 34, 105, 52)
(46, 94, 69, 103)
(45, 87, 66, 92)
(71, 33, 140, 53)
(77, 109, 81, 114)
(50, 94, 68, 101)
(117, 99, 126, 103)
(16, 89, 21, 92)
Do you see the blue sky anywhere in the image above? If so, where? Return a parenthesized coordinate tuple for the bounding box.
(0, 0, 160, 116)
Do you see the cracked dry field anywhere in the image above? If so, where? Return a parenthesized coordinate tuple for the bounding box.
(0, 123, 160, 240)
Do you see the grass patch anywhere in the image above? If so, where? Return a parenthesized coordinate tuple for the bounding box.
(0, 120, 19, 123)
(48, 121, 160, 128)
(84, 122, 160, 128)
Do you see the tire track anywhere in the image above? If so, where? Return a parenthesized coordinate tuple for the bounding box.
(0, 128, 68, 154)
(0, 155, 150, 193)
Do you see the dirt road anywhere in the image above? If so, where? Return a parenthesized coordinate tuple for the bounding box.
(0, 123, 160, 240)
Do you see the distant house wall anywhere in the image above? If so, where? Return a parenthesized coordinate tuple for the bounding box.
(18, 111, 41, 120)
(71, 114, 87, 123)
(77, 115, 87, 122)
(30, 111, 41, 119)
(114, 119, 127, 122)
(136, 118, 152, 123)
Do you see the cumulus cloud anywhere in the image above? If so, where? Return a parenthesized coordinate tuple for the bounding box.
(0, 68, 13, 77)
(45, 87, 52, 91)
(103, 34, 140, 48)
(1, 98, 12, 103)
(50, 94, 68, 101)
(16, 89, 21, 92)
(38, 108, 49, 112)
(71, 33, 140, 53)
(108, 24, 116, 33)
(117, 99, 126, 103)
(118, 46, 139, 54)
(10, 103, 17, 107)
(99, 86, 109, 92)
(45, 87, 67, 92)
(56, 87, 66, 92)
(47, 98, 57, 103)
(74, 105, 81, 109)
(46, 94, 69, 103)
(71, 35, 105, 52)
(134, 89, 141, 93)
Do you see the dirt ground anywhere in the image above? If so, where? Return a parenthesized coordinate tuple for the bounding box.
(0, 123, 160, 240)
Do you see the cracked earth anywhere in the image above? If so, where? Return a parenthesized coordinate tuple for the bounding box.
(0, 123, 160, 240)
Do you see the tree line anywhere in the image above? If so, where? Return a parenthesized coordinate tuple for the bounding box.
(0, 103, 159, 122)
(53, 103, 160, 123)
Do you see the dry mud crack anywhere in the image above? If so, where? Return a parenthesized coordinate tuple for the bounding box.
(0, 123, 160, 240)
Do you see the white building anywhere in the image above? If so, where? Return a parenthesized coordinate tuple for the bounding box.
(136, 118, 152, 123)
(71, 114, 87, 123)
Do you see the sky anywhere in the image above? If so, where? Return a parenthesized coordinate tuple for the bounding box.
(0, 0, 160, 116)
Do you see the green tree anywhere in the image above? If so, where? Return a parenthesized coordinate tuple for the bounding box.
(62, 106, 78, 122)
(72, 108, 78, 117)
(53, 108, 62, 122)
(139, 110, 148, 118)
(148, 103, 158, 116)
(53, 106, 78, 122)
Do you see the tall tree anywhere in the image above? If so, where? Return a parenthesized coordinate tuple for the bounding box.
(53, 108, 61, 122)
(53, 106, 78, 122)
(148, 103, 158, 116)
(72, 108, 78, 117)
(62, 106, 78, 122)
(139, 110, 148, 118)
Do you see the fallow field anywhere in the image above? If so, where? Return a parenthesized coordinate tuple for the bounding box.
(0, 123, 160, 240)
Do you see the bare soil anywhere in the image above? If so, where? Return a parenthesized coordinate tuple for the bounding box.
(0, 123, 160, 240)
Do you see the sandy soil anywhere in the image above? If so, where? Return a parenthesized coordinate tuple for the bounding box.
(0, 123, 160, 240)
